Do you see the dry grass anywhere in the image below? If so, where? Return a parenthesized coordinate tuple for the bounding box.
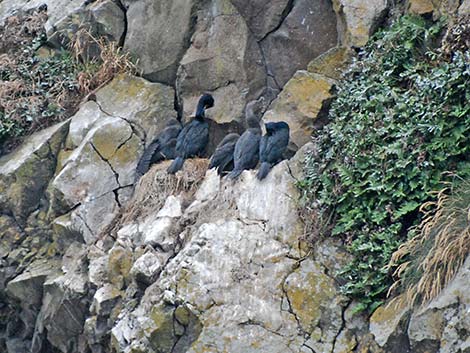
(389, 179, 470, 306)
(0, 10, 137, 154)
(70, 29, 138, 96)
(101, 159, 210, 240)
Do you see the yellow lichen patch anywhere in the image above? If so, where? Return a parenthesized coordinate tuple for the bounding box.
(55, 149, 73, 175)
(264, 71, 334, 148)
(285, 259, 337, 331)
(112, 134, 141, 166)
(91, 118, 132, 160)
(408, 0, 436, 14)
(370, 295, 409, 325)
(307, 47, 353, 80)
(107, 246, 133, 289)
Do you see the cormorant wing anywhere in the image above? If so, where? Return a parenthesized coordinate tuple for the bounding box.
(234, 130, 260, 170)
(176, 120, 209, 158)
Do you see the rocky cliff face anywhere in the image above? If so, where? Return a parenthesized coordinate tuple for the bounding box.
(1, 0, 470, 352)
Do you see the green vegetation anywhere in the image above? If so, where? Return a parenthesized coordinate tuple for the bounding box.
(299, 15, 470, 312)
(0, 10, 136, 153)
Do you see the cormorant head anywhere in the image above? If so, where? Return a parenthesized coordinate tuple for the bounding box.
(264, 121, 289, 135)
(195, 93, 215, 119)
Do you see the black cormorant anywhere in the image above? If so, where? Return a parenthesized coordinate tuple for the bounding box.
(228, 113, 261, 180)
(257, 121, 290, 180)
(167, 94, 215, 174)
(208, 133, 240, 175)
(135, 118, 182, 179)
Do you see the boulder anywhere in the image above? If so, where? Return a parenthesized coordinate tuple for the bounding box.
(333, 0, 389, 47)
(285, 259, 347, 353)
(109, 148, 351, 352)
(260, 0, 338, 88)
(124, 0, 196, 84)
(263, 70, 335, 151)
(230, 0, 291, 40)
(47, 0, 125, 56)
(459, 0, 470, 14)
(0, 121, 69, 223)
(369, 295, 411, 351)
(407, 255, 470, 353)
(176, 0, 266, 126)
(48, 75, 176, 243)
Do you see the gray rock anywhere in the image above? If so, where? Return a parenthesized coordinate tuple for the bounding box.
(47, 0, 125, 56)
(263, 70, 335, 151)
(459, 0, 470, 14)
(369, 295, 411, 351)
(124, 0, 196, 84)
(130, 252, 164, 285)
(48, 75, 176, 243)
(333, 0, 389, 47)
(230, 0, 291, 40)
(407, 255, 470, 353)
(260, 0, 338, 88)
(0, 0, 83, 26)
(176, 0, 266, 126)
(0, 121, 69, 223)
(91, 284, 122, 317)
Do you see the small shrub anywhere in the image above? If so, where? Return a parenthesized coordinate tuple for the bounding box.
(389, 178, 470, 306)
(299, 15, 470, 312)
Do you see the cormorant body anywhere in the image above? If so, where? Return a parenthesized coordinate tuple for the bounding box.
(167, 94, 214, 174)
(257, 121, 290, 180)
(228, 114, 261, 179)
(208, 133, 240, 175)
(135, 118, 181, 179)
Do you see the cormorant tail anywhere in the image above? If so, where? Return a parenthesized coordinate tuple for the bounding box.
(228, 169, 243, 180)
(256, 162, 272, 180)
(167, 157, 185, 174)
(136, 141, 161, 179)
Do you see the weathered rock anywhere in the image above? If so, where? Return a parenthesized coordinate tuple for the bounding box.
(260, 0, 338, 88)
(407, 255, 470, 353)
(177, 0, 266, 127)
(333, 0, 389, 47)
(0, 0, 83, 26)
(285, 258, 347, 353)
(308, 46, 354, 80)
(47, 0, 125, 56)
(369, 295, 411, 351)
(130, 252, 164, 285)
(124, 0, 196, 84)
(6, 260, 60, 307)
(41, 271, 89, 353)
(263, 70, 335, 151)
(108, 149, 352, 353)
(230, 0, 291, 40)
(407, 0, 435, 14)
(5, 260, 61, 352)
(0, 121, 69, 223)
(459, 0, 470, 15)
(48, 75, 176, 243)
(91, 284, 122, 317)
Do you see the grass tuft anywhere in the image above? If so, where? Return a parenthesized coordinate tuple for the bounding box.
(389, 178, 470, 306)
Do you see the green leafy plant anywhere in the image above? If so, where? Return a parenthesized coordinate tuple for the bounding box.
(299, 15, 470, 311)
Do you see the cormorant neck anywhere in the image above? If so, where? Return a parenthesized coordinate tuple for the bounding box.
(195, 101, 206, 120)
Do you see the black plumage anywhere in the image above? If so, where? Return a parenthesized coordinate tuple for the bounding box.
(228, 114, 261, 179)
(135, 118, 182, 179)
(257, 121, 290, 180)
(167, 94, 215, 174)
(208, 133, 240, 175)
